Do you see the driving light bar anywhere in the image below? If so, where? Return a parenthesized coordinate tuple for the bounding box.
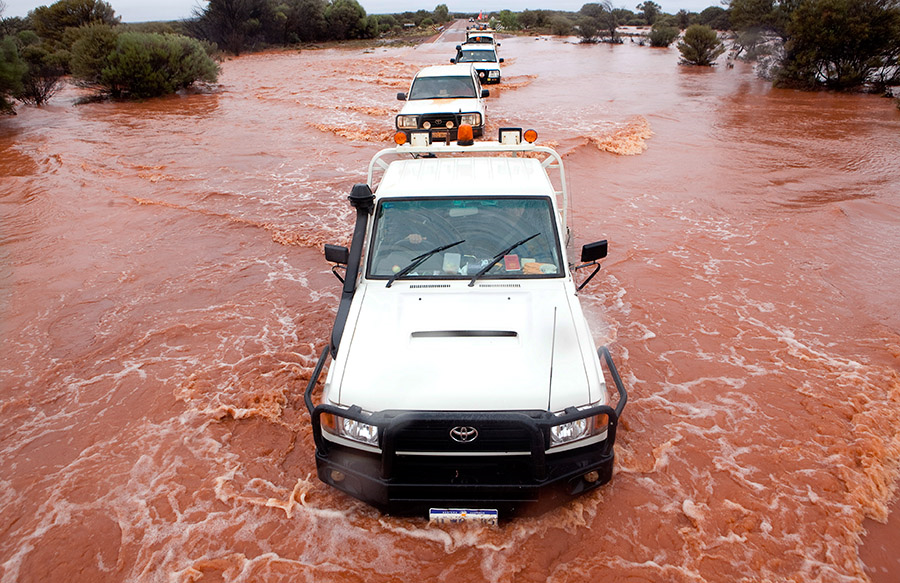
(499, 127, 522, 145)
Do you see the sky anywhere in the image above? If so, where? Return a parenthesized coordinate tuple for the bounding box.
(2, 0, 722, 23)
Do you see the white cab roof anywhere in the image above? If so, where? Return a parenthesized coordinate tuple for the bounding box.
(376, 157, 555, 199)
(415, 64, 475, 78)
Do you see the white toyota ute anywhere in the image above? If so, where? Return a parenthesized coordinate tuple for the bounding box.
(451, 43, 504, 84)
(395, 64, 488, 142)
(305, 127, 627, 521)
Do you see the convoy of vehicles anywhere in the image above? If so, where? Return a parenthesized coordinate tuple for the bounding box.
(303, 19, 628, 524)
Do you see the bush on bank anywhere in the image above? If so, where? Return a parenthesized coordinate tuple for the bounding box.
(678, 24, 725, 65)
(649, 23, 680, 47)
(71, 28, 219, 98)
(0, 35, 26, 113)
(729, 0, 900, 91)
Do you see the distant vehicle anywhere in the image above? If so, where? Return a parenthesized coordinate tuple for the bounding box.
(465, 30, 500, 48)
(451, 43, 504, 84)
(306, 127, 627, 520)
(395, 64, 488, 141)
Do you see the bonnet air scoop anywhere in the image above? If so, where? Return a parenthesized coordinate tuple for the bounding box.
(411, 330, 518, 338)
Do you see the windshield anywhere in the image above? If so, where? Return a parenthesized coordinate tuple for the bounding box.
(466, 35, 494, 44)
(457, 50, 498, 63)
(408, 76, 477, 99)
(367, 197, 562, 281)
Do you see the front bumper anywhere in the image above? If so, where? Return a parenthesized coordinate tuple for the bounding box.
(304, 346, 627, 517)
(395, 114, 484, 141)
(476, 70, 501, 84)
(315, 432, 614, 516)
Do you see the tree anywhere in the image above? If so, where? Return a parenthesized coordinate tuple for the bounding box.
(30, 0, 119, 49)
(636, 0, 661, 25)
(649, 23, 679, 46)
(677, 24, 725, 65)
(778, 0, 900, 89)
(189, 0, 274, 55)
(291, 0, 328, 42)
(69, 22, 117, 83)
(1, 35, 26, 113)
(728, 0, 793, 39)
(71, 30, 219, 98)
(324, 0, 368, 40)
(698, 6, 730, 30)
(729, 0, 900, 90)
(579, 2, 619, 42)
(549, 14, 575, 36)
(14, 30, 67, 105)
(433, 4, 449, 23)
(578, 17, 600, 42)
(497, 9, 519, 30)
(519, 9, 550, 29)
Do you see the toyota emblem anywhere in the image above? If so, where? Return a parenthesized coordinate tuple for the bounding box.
(449, 426, 478, 443)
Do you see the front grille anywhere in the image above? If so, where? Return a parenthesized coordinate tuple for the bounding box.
(389, 418, 538, 453)
(419, 113, 457, 129)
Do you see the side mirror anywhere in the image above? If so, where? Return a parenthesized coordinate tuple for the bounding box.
(481, 89, 490, 98)
(456, 44, 461, 50)
(325, 244, 350, 265)
(499, 58, 505, 63)
(450, 58, 456, 64)
(396, 92, 407, 101)
(581, 240, 608, 263)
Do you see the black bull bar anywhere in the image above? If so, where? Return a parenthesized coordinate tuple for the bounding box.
(303, 345, 627, 482)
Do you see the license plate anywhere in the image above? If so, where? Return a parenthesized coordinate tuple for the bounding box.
(431, 130, 448, 139)
(428, 508, 498, 526)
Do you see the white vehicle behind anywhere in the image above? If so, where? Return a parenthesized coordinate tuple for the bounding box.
(451, 43, 503, 84)
(465, 30, 500, 49)
(395, 64, 488, 141)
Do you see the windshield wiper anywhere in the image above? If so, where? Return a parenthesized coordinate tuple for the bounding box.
(468, 232, 540, 287)
(386, 239, 465, 288)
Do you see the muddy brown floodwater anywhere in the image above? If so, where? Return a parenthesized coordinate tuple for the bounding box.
(2, 21, 900, 583)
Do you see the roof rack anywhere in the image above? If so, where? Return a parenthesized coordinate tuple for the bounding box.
(367, 130, 569, 229)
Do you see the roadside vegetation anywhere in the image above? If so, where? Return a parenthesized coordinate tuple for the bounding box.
(2, 0, 899, 113)
(0, 0, 218, 109)
(729, 0, 900, 91)
(678, 24, 725, 65)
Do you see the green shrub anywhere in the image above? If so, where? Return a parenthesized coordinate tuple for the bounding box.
(16, 33, 68, 105)
(549, 14, 574, 36)
(777, 0, 900, 90)
(69, 23, 118, 84)
(72, 30, 219, 98)
(649, 24, 679, 47)
(1, 36, 27, 113)
(30, 0, 120, 49)
(677, 24, 725, 65)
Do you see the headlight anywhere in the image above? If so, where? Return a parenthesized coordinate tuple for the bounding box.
(396, 115, 418, 129)
(459, 113, 481, 126)
(487, 70, 500, 78)
(549, 413, 608, 447)
(321, 412, 379, 446)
